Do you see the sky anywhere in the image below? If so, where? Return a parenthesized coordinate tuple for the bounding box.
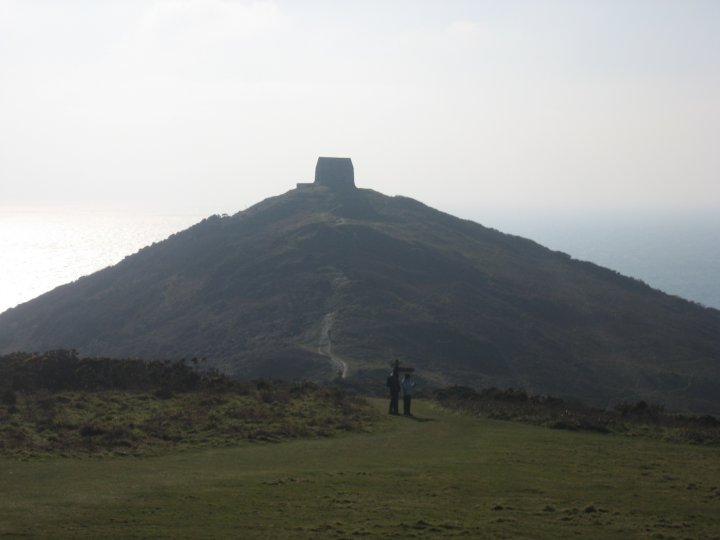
(1, 0, 719, 218)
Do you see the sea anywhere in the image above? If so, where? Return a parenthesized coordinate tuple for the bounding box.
(0, 207, 203, 315)
(463, 209, 720, 311)
(1, 206, 719, 314)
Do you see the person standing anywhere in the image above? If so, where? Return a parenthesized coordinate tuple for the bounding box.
(386, 367, 401, 415)
(402, 373, 416, 416)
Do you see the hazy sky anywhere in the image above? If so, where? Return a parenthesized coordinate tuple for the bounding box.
(2, 0, 719, 216)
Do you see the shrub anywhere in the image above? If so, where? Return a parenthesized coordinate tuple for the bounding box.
(79, 425, 106, 437)
(1, 389, 16, 407)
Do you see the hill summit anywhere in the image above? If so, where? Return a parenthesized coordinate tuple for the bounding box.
(1, 158, 719, 414)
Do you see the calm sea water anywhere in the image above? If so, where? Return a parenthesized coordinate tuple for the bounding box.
(474, 211, 720, 311)
(0, 207, 202, 314)
(1, 207, 719, 315)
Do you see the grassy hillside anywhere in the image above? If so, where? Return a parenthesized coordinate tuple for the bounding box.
(2, 185, 719, 413)
(1, 399, 718, 539)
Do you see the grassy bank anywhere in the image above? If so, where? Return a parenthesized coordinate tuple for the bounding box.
(0, 352, 375, 456)
(2, 398, 719, 539)
(0, 385, 374, 457)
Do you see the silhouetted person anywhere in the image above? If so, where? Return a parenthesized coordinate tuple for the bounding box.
(386, 367, 400, 415)
(402, 373, 416, 416)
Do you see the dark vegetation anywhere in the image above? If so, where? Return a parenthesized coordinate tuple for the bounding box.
(0, 351, 375, 456)
(434, 385, 720, 445)
(3, 348, 716, 461)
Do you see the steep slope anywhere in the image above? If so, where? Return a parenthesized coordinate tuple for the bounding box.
(1, 181, 719, 413)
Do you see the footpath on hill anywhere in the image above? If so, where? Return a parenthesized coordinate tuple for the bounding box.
(1, 398, 719, 539)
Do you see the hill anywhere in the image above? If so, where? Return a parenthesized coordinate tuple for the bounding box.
(1, 158, 719, 413)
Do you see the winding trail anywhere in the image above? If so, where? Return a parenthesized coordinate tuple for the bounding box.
(318, 312, 348, 379)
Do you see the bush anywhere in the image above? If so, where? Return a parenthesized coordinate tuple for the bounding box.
(435, 386, 719, 445)
(1, 389, 16, 406)
(79, 425, 106, 437)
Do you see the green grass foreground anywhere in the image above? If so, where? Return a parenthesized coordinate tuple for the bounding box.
(1, 399, 719, 539)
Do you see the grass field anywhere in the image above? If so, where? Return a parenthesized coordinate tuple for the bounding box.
(1, 398, 719, 539)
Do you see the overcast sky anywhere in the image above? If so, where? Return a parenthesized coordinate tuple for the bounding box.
(1, 0, 718, 217)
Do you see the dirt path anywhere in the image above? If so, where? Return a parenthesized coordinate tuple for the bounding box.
(318, 312, 348, 379)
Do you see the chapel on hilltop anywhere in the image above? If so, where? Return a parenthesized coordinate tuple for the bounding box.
(297, 157, 355, 190)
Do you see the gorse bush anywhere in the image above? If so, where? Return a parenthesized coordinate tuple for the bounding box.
(614, 400, 665, 421)
(1, 389, 16, 407)
(0, 350, 209, 394)
(434, 385, 720, 445)
(0, 351, 376, 456)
